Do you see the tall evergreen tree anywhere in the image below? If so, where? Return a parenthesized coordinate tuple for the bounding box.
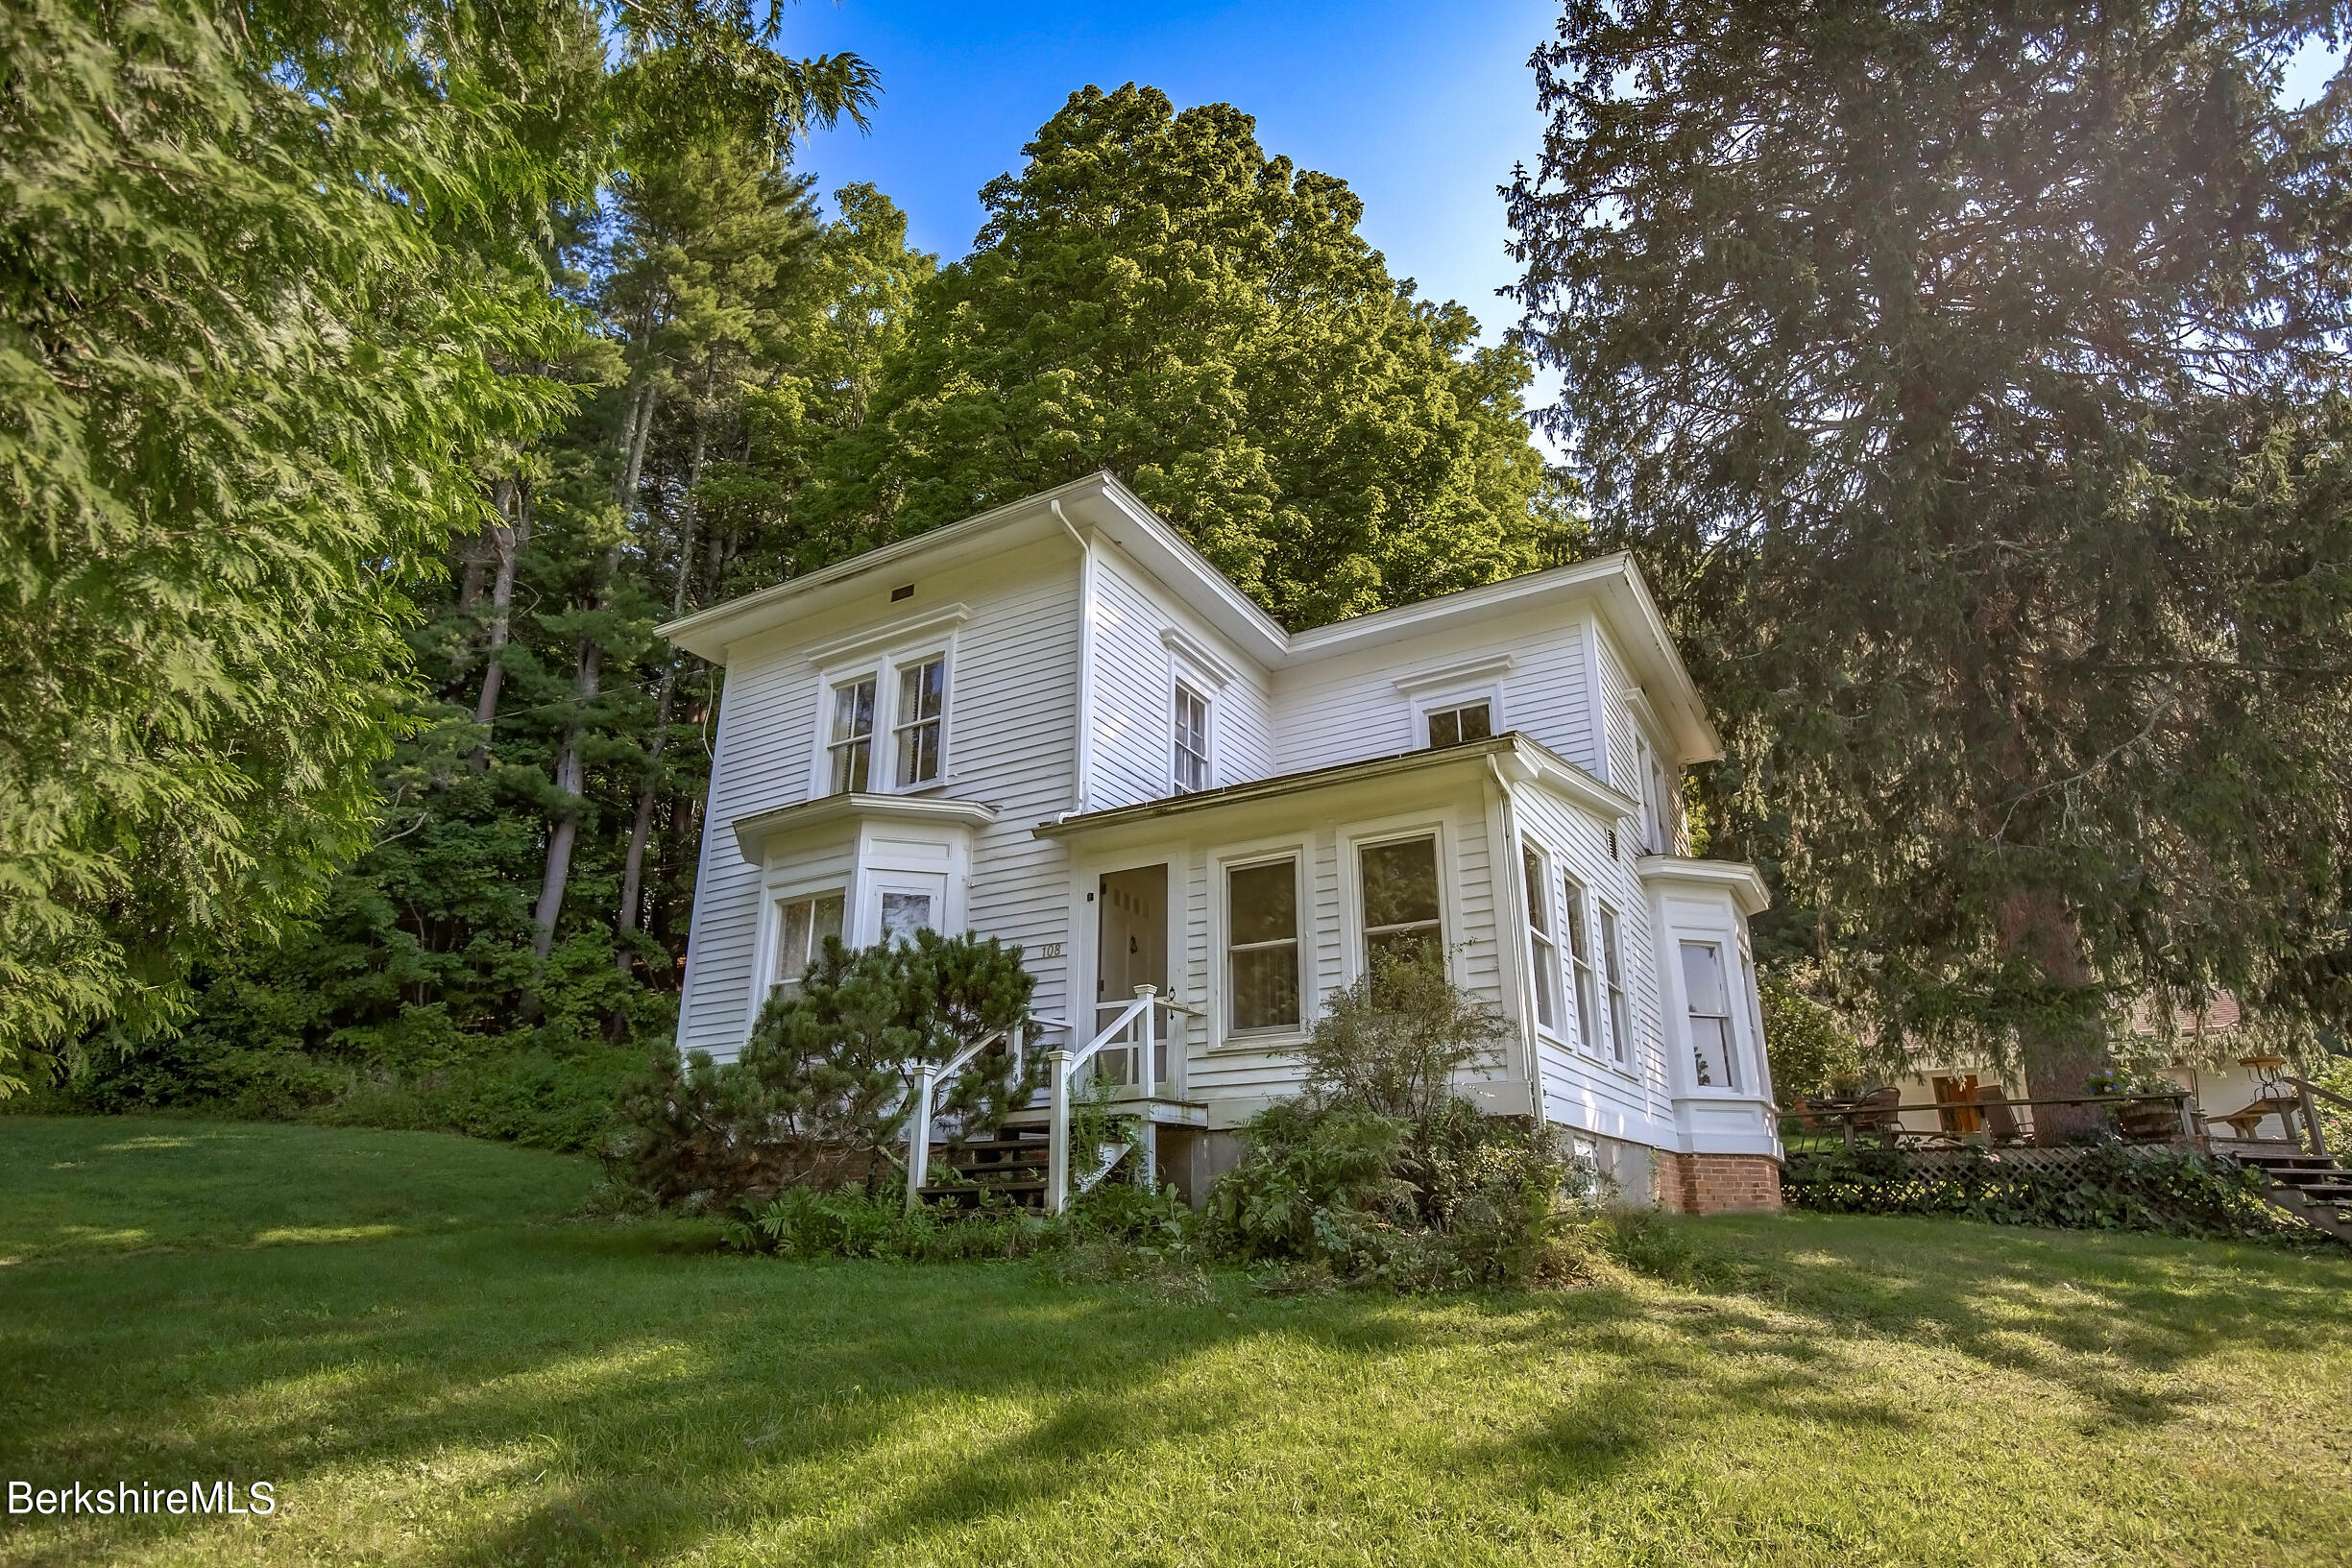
(809, 84, 1575, 628)
(1506, 1, 2352, 1093)
(0, 0, 603, 1092)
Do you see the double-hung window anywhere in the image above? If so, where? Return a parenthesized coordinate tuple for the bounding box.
(1174, 683, 1211, 792)
(773, 891, 845, 993)
(1226, 858, 1300, 1032)
(1681, 940, 1738, 1089)
(1424, 700, 1492, 749)
(1599, 904, 1632, 1065)
(1562, 875, 1601, 1054)
(827, 677, 877, 793)
(1521, 845, 1561, 1033)
(1361, 835, 1443, 974)
(893, 655, 945, 787)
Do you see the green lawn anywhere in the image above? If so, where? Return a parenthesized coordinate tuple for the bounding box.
(2, 1117, 2347, 1566)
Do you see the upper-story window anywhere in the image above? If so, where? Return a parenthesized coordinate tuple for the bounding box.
(1362, 834, 1443, 972)
(894, 656, 945, 787)
(1174, 682, 1211, 792)
(1425, 700, 1492, 749)
(827, 676, 876, 792)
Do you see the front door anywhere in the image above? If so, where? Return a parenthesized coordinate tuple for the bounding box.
(1096, 865, 1169, 1090)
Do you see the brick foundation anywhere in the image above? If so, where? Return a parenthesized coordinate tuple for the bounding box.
(1658, 1152, 1782, 1215)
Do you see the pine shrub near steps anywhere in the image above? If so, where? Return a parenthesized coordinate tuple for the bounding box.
(1781, 1144, 2318, 1244)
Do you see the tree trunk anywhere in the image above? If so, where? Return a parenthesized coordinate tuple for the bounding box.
(469, 479, 530, 773)
(531, 637, 603, 966)
(1999, 889, 2111, 1146)
(616, 423, 705, 975)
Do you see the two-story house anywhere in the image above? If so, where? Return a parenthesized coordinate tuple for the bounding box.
(659, 472, 1782, 1213)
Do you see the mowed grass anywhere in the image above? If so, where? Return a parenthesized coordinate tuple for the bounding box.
(1, 1117, 2347, 1567)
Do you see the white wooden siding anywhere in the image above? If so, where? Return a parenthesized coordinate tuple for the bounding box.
(1086, 544, 1272, 810)
(1268, 602, 1598, 777)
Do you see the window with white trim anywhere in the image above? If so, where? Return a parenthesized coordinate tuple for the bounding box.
(827, 676, 876, 793)
(1562, 874, 1601, 1054)
(879, 889, 934, 944)
(1521, 844, 1561, 1033)
(1174, 682, 1211, 793)
(1681, 940, 1738, 1089)
(892, 655, 945, 787)
(772, 890, 845, 993)
(1361, 834, 1443, 973)
(1424, 700, 1492, 749)
(1226, 858, 1300, 1032)
(1598, 903, 1632, 1065)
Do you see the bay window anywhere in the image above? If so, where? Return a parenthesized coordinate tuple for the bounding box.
(1681, 940, 1738, 1089)
(773, 891, 845, 992)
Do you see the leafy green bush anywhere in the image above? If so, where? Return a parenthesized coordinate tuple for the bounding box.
(1782, 1145, 2316, 1242)
(1206, 961, 1606, 1291)
(718, 1181, 1197, 1266)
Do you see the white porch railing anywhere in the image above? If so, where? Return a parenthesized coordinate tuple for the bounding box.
(1043, 985, 1166, 1216)
(901, 1024, 1016, 1215)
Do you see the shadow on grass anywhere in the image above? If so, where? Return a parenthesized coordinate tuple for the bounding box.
(3, 1123, 2348, 1565)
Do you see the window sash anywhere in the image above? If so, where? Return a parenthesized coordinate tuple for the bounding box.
(827, 677, 876, 793)
(879, 890, 934, 944)
(773, 891, 845, 991)
(1424, 701, 1492, 749)
(1226, 858, 1300, 1032)
(1522, 845, 1560, 1033)
(1361, 835, 1443, 971)
(1174, 684, 1210, 792)
(1681, 940, 1738, 1089)
(892, 657, 945, 787)
(1562, 876, 1600, 1053)
(1599, 905, 1631, 1064)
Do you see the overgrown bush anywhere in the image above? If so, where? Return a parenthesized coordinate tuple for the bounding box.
(1782, 1144, 2318, 1242)
(1208, 959, 1606, 1291)
(718, 1180, 1197, 1266)
(611, 929, 1037, 1207)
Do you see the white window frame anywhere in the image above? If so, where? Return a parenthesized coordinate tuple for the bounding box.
(1561, 872, 1602, 1056)
(1680, 938, 1740, 1091)
(1205, 837, 1311, 1050)
(1173, 679, 1212, 794)
(1349, 826, 1450, 981)
(1598, 902, 1633, 1067)
(891, 651, 948, 789)
(1520, 842, 1563, 1038)
(1406, 681, 1505, 753)
(1223, 854, 1303, 1036)
(768, 887, 847, 997)
(822, 670, 879, 795)
(810, 638, 956, 798)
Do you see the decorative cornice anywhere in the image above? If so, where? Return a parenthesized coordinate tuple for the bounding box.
(802, 603, 971, 669)
(1159, 625, 1238, 688)
(1393, 653, 1515, 696)
(733, 792, 997, 865)
(1635, 854, 1773, 916)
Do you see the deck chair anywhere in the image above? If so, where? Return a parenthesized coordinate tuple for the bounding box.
(1975, 1083, 2024, 1146)
(1850, 1086, 1903, 1146)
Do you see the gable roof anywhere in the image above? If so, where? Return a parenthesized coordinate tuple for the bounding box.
(656, 471, 1723, 762)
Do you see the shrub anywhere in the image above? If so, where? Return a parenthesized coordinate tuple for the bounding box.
(717, 1180, 1198, 1266)
(1781, 1144, 2318, 1242)
(1207, 960, 1603, 1291)
(613, 930, 1039, 1209)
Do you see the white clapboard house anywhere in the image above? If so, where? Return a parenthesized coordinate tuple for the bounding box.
(660, 473, 1783, 1212)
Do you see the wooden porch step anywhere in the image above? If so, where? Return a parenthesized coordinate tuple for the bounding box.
(917, 1181, 1047, 1211)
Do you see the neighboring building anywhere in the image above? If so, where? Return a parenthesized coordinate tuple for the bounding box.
(659, 472, 1782, 1213)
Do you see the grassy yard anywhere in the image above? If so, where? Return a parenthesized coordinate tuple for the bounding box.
(2, 1117, 2347, 1567)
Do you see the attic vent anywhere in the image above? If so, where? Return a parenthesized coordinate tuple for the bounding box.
(890, 583, 915, 602)
(1608, 828, 1619, 859)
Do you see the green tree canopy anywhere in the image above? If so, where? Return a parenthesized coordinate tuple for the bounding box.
(810, 83, 1573, 627)
(1507, 0, 2352, 1085)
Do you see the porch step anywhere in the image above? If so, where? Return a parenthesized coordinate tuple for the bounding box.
(917, 1180, 1048, 1212)
(2231, 1150, 2352, 1245)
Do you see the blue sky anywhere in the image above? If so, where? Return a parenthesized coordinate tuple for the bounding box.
(784, 0, 1560, 350)
(780, 3, 2340, 448)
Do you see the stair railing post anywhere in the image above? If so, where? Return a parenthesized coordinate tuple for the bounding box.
(2298, 1078, 2330, 1159)
(1134, 984, 1157, 1094)
(905, 1063, 937, 1216)
(1045, 1049, 1074, 1216)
